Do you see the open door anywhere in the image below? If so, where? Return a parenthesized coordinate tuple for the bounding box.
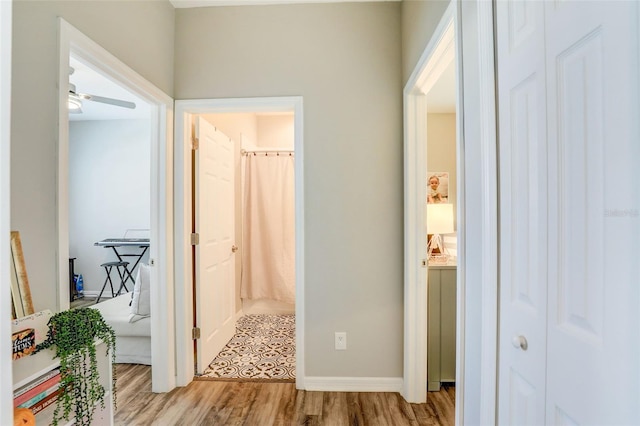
(194, 116, 236, 374)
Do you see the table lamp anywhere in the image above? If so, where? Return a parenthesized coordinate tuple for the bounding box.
(426, 203, 454, 259)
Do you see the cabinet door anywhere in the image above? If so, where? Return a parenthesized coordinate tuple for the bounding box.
(439, 269, 456, 382)
(427, 267, 456, 391)
(427, 269, 442, 391)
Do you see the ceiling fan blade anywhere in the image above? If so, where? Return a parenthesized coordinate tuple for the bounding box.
(78, 93, 136, 109)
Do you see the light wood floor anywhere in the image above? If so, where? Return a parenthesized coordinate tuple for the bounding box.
(114, 364, 455, 425)
(70, 296, 97, 309)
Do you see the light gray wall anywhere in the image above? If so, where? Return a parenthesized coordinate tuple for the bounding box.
(256, 115, 294, 149)
(427, 113, 457, 228)
(201, 113, 258, 147)
(401, 0, 450, 85)
(69, 119, 151, 296)
(11, 1, 174, 312)
(176, 3, 403, 377)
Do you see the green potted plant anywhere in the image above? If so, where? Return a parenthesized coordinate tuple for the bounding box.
(36, 307, 116, 426)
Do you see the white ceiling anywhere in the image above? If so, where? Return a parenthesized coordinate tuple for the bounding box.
(69, 57, 150, 121)
(170, 0, 399, 7)
(426, 60, 456, 113)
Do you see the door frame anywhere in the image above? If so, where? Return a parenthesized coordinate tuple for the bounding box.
(0, 0, 13, 423)
(402, 2, 457, 405)
(402, 1, 498, 424)
(174, 96, 304, 388)
(57, 19, 175, 392)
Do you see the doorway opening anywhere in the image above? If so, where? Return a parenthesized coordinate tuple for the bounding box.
(403, 0, 462, 407)
(174, 97, 305, 389)
(403, 1, 498, 424)
(196, 112, 296, 381)
(67, 55, 152, 308)
(404, 2, 500, 424)
(57, 19, 175, 392)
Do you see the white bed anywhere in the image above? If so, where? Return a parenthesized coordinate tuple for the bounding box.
(92, 292, 151, 365)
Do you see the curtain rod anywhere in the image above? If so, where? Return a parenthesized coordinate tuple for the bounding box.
(241, 149, 293, 156)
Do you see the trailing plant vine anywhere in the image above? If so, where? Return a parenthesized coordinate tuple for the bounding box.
(36, 307, 116, 426)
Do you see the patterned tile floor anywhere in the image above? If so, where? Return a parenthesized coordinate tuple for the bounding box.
(201, 314, 295, 381)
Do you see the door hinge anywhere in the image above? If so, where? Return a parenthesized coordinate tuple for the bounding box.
(191, 232, 199, 245)
(192, 136, 199, 150)
(192, 327, 201, 340)
(421, 259, 428, 267)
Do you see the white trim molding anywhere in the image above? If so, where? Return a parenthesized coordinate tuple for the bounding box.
(58, 19, 175, 393)
(305, 377, 403, 393)
(402, 91, 428, 404)
(170, 0, 400, 8)
(173, 97, 305, 389)
(475, 2, 498, 423)
(402, 2, 499, 425)
(402, 0, 456, 405)
(456, 1, 499, 424)
(0, 1, 13, 424)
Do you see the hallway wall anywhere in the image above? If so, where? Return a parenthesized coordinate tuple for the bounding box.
(11, 0, 174, 312)
(401, 0, 450, 85)
(176, 2, 403, 378)
(427, 113, 457, 229)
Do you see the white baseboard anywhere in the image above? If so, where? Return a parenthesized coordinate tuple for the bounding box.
(304, 376, 403, 393)
(242, 298, 295, 315)
(78, 290, 131, 299)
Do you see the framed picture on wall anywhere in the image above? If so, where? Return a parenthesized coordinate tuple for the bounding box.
(427, 172, 449, 204)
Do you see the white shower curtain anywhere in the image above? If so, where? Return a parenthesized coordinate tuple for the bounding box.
(241, 153, 295, 304)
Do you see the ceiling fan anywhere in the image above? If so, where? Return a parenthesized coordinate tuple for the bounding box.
(68, 67, 136, 113)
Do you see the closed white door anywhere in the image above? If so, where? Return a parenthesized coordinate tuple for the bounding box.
(497, 1, 640, 424)
(496, 2, 548, 423)
(195, 117, 236, 374)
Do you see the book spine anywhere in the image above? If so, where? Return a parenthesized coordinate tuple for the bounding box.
(17, 382, 60, 408)
(14, 373, 61, 407)
(13, 368, 60, 398)
(29, 389, 61, 416)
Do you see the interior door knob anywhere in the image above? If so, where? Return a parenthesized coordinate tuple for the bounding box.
(511, 335, 528, 351)
(231, 245, 238, 253)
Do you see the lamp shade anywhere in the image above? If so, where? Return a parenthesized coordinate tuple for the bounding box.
(426, 203, 454, 234)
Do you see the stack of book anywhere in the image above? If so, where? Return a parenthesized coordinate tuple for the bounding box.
(13, 367, 62, 416)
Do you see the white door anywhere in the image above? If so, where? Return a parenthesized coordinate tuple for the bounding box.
(194, 117, 236, 374)
(496, 1, 548, 423)
(497, 1, 640, 424)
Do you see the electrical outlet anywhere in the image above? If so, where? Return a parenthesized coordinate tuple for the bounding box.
(335, 332, 347, 350)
